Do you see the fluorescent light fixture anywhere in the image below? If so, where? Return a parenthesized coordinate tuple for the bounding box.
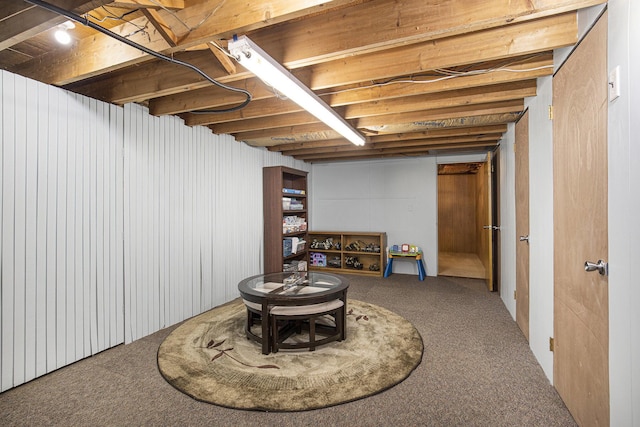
(228, 35, 365, 146)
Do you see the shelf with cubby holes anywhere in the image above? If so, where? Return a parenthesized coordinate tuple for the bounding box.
(307, 231, 386, 277)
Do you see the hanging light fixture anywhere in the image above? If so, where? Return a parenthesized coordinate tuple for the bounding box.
(228, 35, 365, 146)
(54, 20, 75, 45)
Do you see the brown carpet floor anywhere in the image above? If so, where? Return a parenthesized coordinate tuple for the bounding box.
(0, 274, 576, 426)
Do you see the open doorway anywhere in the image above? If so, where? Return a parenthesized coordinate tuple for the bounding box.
(437, 161, 491, 283)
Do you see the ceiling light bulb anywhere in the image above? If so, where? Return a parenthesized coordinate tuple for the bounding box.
(54, 29, 71, 44)
(54, 21, 75, 45)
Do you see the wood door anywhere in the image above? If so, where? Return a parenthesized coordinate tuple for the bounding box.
(491, 149, 501, 292)
(477, 155, 493, 291)
(515, 110, 530, 340)
(553, 12, 609, 426)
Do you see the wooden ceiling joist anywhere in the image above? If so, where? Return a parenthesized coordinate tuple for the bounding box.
(9, 0, 365, 85)
(150, 53, 551, 116)
(244, 0, 599, 69)
(355, 100, 525, 129)
(292, 141, 500, 162)
(210, 111, 319, 135)
(52, 7, 571, 105)
(307, 13, 576, 90)
(343, 80, 537, 120)
(279, 135, 502, 157)
(141, 8, 179, 46)
(326, 53, 553, 107)
(185, 78, 535, 129)
(109, 0, 185, 9)
(0, 0, 113, 51)
(1, 0, 608, 162)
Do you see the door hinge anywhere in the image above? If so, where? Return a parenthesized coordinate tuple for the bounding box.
(550, 337, 554, 352)
(513, 290, 517, 299)
(548, 105, 554, 120)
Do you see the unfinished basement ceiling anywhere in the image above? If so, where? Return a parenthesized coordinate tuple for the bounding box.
(0, 0, 606, 162)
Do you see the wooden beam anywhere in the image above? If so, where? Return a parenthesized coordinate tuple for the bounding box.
(307, 13, 577, 89)
(109, 0, 185, 9)
(234, 123, 339, 146)
(208, 42, 236, 75)
(247, 0, 604, 69)
(359, 113, 521, 135)
(344, 80, 537, 119)
(267, 139, 351, 152)
(185, 96, 307, 127)
(9, 0, 364, 85)
(370, 135, 502, 150)
(148, 77, 273, 115)
(68, 52, 310, 105)
(153, 54, 547, 117)
(142, 8, 179, 46)
(327, 53, 553, 107)
(280, 135, 501, 157)
(210, 111, 319, 135)
(176, 0, 369, 44)
(64, 50, 233, 104)
(66, 12, 567, 106)
(237, 109, 520, 147)
(292, 141, 499, 161)
(368, 124, 509, 143)
(0, 0, 113, 51)
(355, 99, 525, 128)
(199, 80, 532, 133)
(267, 125, 508, 152)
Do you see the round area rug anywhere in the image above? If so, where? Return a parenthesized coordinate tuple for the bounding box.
(157, 298, 423, 411)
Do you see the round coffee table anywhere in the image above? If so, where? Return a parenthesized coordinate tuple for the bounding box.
(238, 271, 349, 354)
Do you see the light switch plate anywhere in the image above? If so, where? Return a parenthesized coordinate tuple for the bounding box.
(609, 66, 621, 102)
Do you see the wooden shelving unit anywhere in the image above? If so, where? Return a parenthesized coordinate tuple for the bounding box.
(307, 231, 387, 277)
(263, 166, 309, 274)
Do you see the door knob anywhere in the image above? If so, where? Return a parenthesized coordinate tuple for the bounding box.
(584, 260, 608, 276)
(519, 235, 529, 242)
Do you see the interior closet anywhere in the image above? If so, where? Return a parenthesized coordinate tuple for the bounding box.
(437, 162, 487, 279)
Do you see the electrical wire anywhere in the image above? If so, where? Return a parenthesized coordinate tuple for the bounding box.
(146, 0, 223, 32)
(86, 6, 150, 40)
(25, 0, 252, 114)
(376, 65, 554, 85)
(87, 6, 139, 24)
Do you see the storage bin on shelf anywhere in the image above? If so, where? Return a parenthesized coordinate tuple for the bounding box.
(283, 215, 307, 234)
(282, 197, 304, 211)
(283, 260, 307, 272)
(283, 237, 306, 257)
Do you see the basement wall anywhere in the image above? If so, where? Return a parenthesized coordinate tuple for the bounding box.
(310, 158, 438, 277)
(0, 70, 308, 392)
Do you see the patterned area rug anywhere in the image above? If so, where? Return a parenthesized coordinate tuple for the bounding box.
(157, 298, 423, 412)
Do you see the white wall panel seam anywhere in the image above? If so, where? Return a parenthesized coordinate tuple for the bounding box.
(1, 71, 17, 391)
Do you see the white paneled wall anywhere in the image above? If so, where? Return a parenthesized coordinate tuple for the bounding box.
(122, 103, 308, 342)
(1, 71, 124, 392)
(310, 158, 438, 276)
(1, 71, 308, 390)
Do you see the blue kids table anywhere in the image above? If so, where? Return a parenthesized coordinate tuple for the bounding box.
(384, 250, 427, 281)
